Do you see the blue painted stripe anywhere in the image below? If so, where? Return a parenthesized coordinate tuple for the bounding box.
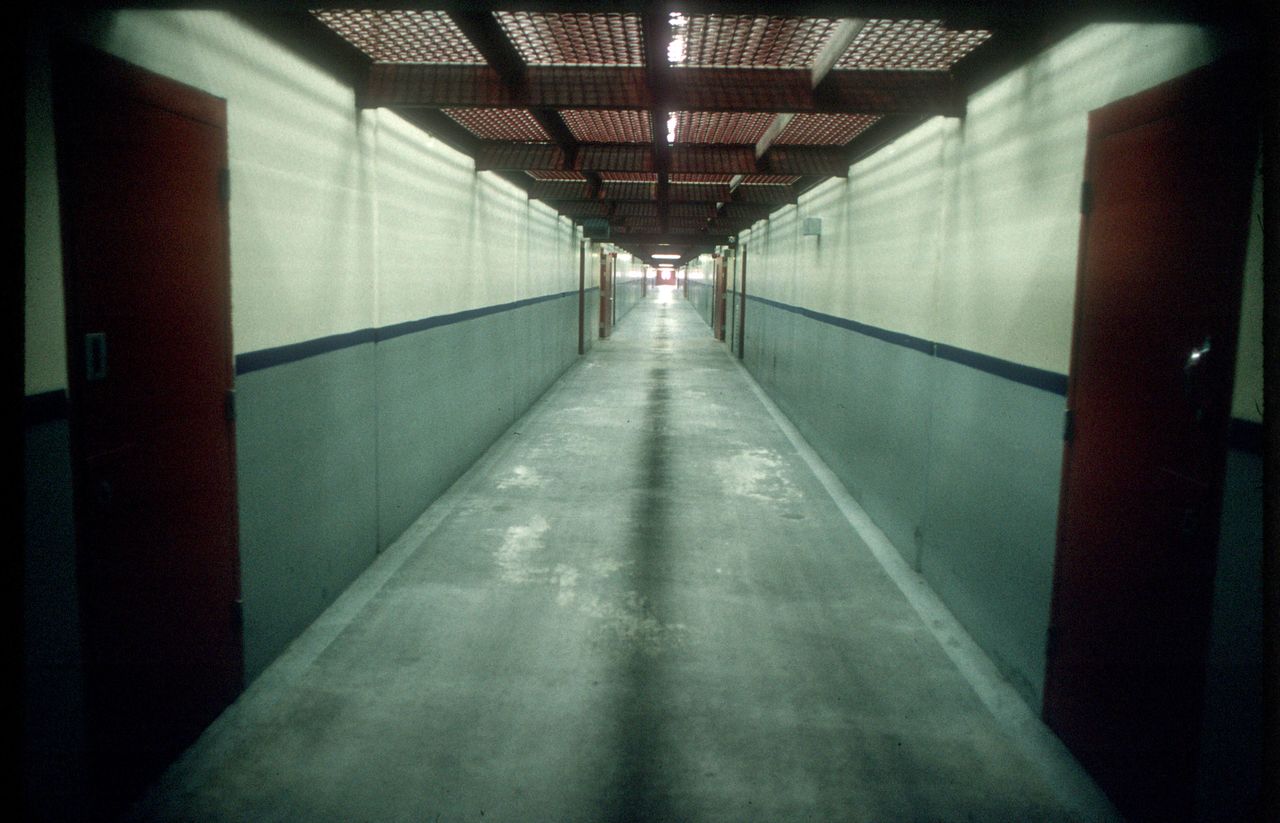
(933, 343, 1069, 397)
(747, 294, 932, 356)
(746, 293, 1063, 394)
(235, 328, 376, 375)
(375, 289, 578, 344)
(235, 290, 580, 375)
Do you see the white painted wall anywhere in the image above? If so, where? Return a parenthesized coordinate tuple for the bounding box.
(743, 23, 1253, 381)
(1231, 167, 1264, 422)
(374, 110, 576, 327)
(24, 9, 582, 389)
(24, 27, 67, 395)
(690, 253, 715, 283)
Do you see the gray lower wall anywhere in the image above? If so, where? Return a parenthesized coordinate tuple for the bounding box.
(376, 294, 580, 546)
(743, 296, 1065, 708)
(23, 418, 88, 823)
(235, 342, 380, 681)
(614, 276, 644, 324)
(238, 292, 582, 681)
(742, 295, 1264, 809)
(688, 278, 713, 327)
(920, 357, 1064, 705)
(1195, 447, 1265, 822)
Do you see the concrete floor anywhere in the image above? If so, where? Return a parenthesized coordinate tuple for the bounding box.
(126, 288, 1121, 822)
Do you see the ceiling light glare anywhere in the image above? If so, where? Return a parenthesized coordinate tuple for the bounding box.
(666, 114, 678, 144)
(652, 253, 681, 259)
(668, 35, 686, 64)
(668, 12, 689, 65)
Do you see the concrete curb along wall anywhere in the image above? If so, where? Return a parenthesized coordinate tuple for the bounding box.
(234, 290, 584, 680)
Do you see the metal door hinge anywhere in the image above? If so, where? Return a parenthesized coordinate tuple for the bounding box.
(1063, 408, 1076, 442)
(218, 168, 231, 203)
(1080, 180, 1093, 215)
(225, 389, 236, 422)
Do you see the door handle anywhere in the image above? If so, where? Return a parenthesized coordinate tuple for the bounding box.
(1182, 336, 1212, 421)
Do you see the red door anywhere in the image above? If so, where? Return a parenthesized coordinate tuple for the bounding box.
(1044, 57, 1257, 822)
(712, 254, 726, 340)
(54, 47, 243, 810)
(600, 251, 615, 338)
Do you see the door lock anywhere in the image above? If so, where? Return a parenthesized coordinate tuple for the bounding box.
(1182, 336, 1212, 422)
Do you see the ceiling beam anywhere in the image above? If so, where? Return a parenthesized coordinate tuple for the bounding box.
(641, 10, 671, 234)
(762, 146, 851, 177)
(443, 8, 610, 202)
(446, 11, 579, 154)
(474, 142, 567, 171)
(363, 64, 965, 116)
(608, 231, 735, 244)
(835, 113, 925, 171)
(474, 141, 845, 175)
(397, 108, 482, 158)
(753, 17, 865, 161)
(730, 184, 800, 205)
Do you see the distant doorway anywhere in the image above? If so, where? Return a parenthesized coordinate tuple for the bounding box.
(712, 254, 727, 341)
(600, 251, 616, 338)
(1044, 56, 1257, 823)
(54, 46, 243, 812)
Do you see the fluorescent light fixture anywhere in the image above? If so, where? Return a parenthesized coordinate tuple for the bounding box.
(652, 253, 680, 260)
(657, 263, 675, 269)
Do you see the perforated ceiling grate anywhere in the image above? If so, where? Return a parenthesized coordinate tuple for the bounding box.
(603, 181, 657, 200)
(560, 110, 652, 143)
(740, 174, 801, 185)
(675, 15, 842, 68)
(670, 202, 717, 217)
(775, 113, 880, 145)
(669, 174, 735, 183)
(837, 19, 992, 70)
(442, 108, 552, 141)
(673, 112, 775, 144)
(526, 170, 588, 181)
(312, 10, 485, 63)
(498, 12, 646, 66)
(599, 172, 659, 182)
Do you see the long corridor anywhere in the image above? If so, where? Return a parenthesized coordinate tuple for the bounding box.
(127, 289, 1118, 822)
